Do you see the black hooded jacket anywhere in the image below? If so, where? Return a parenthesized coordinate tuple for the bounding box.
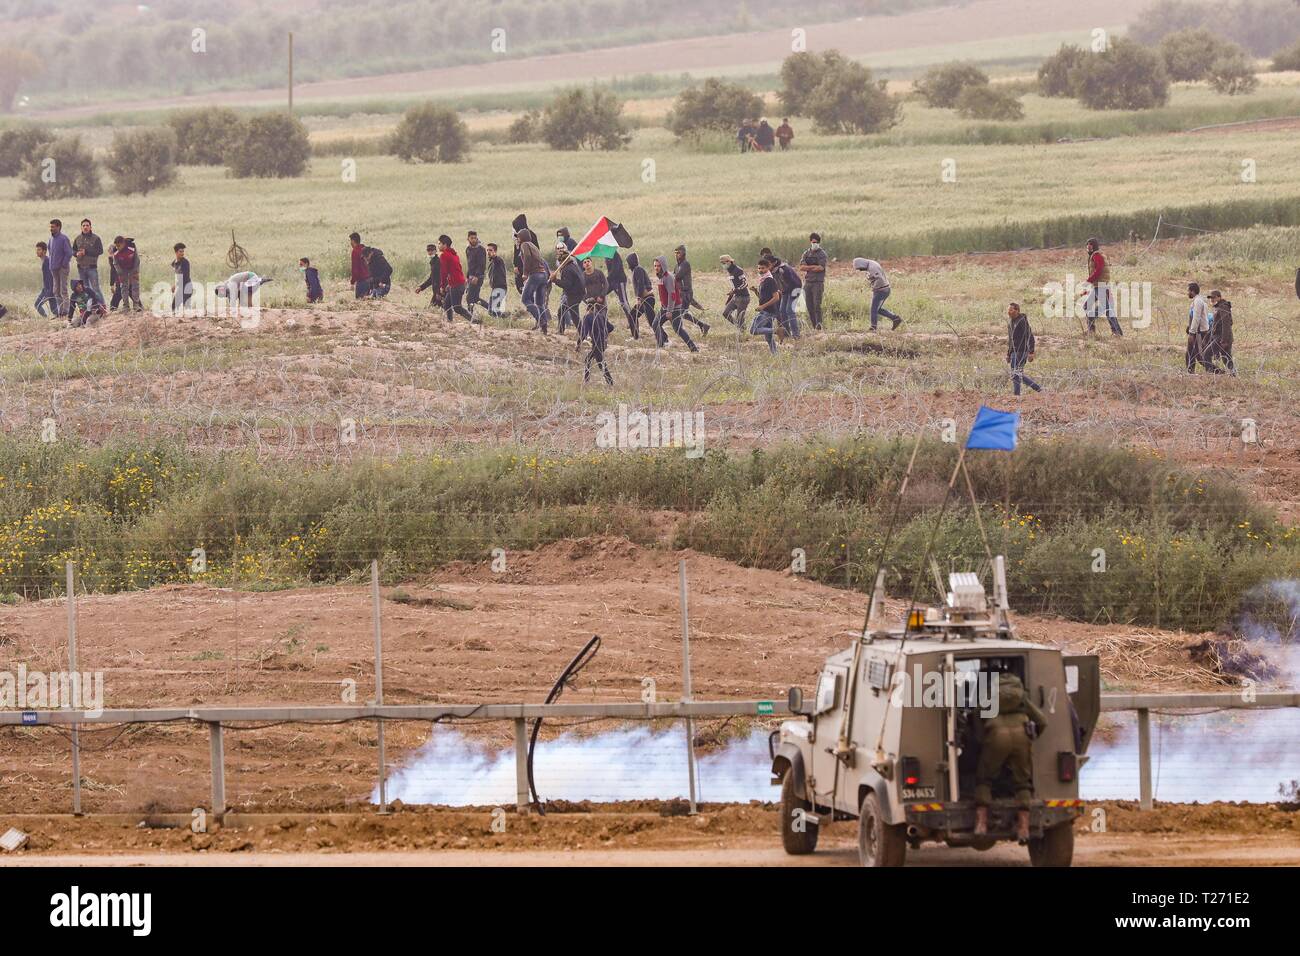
(627, 253, 653, 301)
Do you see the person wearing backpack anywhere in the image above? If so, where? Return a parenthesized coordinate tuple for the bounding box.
(1207, 290, 1235, 375)
(364, 245, 393, 298)
(111, 236, 142, 311)
(974, 672, 1048, 842)
(1006, 302, 1042, 395)
(770, 252, 802, 340)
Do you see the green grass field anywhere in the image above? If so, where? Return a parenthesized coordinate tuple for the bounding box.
(3, 79, 1300, 300)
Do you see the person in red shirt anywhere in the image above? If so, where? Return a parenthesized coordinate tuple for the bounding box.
(349, 232, 371, 298)
(437, 235, 474, 322)
(1082, 237, 1122, 336)
(652, 255, 698, 352)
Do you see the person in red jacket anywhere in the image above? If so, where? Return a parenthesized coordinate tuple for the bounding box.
(349, 232, 371, 298)
(1082, 237, 1122, 336)
(438, 235, 474, 322)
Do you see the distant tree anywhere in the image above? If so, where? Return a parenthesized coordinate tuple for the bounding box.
(167, 108, 243, 165)
(1272, 37, 1300, 69)
(1129, 0, 1300, 57)
(226, 113, 311, 178)
(779, 50, 824, 115)
(1037, 44, 1087, 97)
(1207, 48, 1261, 93)
(915, 62, 989, 108)
(20, 135, 100, 200)
(540, 87, 630, 151)
(106, 127, 178, 195)
(0, 122, 53, 176)
(1159, 27, 1221, 81)
(666, 78, 765, 136)
(0, 45, 41, 112)
(390, 103, 469, 163)
(1073, 38, 1171, 110)
(507, 109, 543, 144)
(955, 85, 1025, 120)
(803, 53, 901, 134)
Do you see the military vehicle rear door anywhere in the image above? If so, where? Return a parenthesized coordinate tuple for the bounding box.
(809, 664, 849, 810)
(1062, 655, 1101, 752)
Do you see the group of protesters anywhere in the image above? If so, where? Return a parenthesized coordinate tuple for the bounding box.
(737, 118, 795, 152)
(33, 218, 143, 327)
(336, 217, 906, 385)
(1001, 237, 1244, 397)
(13, 215, 1249, 393)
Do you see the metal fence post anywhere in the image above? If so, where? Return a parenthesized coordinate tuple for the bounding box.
(1137, 708, 1153, 811)
(679, 559, 698, 814)
(209, 721, 226, 821)
(372, 559, 388, 812)
(66, 561, 82, 816)
(514, 718, 530, 813)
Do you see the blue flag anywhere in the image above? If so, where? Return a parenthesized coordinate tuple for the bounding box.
(965, 406, 1020, 451)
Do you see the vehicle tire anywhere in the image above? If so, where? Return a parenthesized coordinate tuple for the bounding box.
(780, 772, 819, 855)
(1028, 821, 1074, 867)
(857, 791, 907, 867)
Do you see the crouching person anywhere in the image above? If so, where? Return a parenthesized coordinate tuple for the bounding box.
(974, 673, 1047, 843)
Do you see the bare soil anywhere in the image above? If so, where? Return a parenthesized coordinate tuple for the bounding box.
(0, 534, 1275, 818)
(3, 801, 1298, 865)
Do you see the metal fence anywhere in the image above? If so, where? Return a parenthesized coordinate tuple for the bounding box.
(5, 692, 1297, 817)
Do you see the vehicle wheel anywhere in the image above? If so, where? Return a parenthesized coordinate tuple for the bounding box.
(857, 791, 907, 867)
(1028, 821, 1074, 867)
(779, 772, 819, 855)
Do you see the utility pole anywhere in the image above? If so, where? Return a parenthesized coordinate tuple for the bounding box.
(288, 32, 294, 114)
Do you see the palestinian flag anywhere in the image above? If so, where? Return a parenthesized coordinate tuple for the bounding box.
(572, 216, 633, 260)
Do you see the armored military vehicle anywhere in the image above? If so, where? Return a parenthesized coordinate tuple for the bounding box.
(770, 557, 1099, 867)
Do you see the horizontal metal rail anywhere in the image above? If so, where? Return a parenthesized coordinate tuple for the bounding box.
(0, 699, 788, 726)
(7, 692, 1294, 817)
(4, 691, 1294, 726)
(1099, 691, 1299, 711)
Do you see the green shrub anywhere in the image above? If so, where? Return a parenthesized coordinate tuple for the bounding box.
(954, 85, 1025, 120)
(540, 87, 630, 151)
(226, 112, 311, 178)
(166, 107, 243, 165)
(779, 50, 823, 116)
(3, 436, 1293, 630)
(666, 78, 765, 136)
(507, 109, 542, 144)
(915, 62, 989, 108)
(389, 102, 469, 163)
(106, 127, 178, 195)
(1074, 38, 1171, 110)
(19, 135, 100, 199)
(1037, 44, 1088, 97)
(805, 53, 901, 134)
(0, 122, 53, 176)
(1159, 27, 1221, 81)
(1271, 37, 1300, 70)
(1207, 48, 1260, 94)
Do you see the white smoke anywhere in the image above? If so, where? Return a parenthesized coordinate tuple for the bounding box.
(379, 724, 775, 806)
(381, 576, 1300, 809)
(1233, 578, 1300, 681)
(1083, 708, 1300, 803)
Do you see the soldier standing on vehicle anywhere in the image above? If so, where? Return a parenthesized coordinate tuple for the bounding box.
(974, 672, 1047, 843)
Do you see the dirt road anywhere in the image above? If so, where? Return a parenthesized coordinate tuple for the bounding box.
(29, 0, 1138, 119)
(10, 834, 1300, 867)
